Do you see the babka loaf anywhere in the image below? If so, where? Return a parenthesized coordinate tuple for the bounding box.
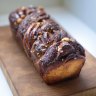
(9, 6, 85, 84)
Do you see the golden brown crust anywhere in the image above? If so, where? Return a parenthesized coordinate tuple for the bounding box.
(43, 57, 85, 84)
(9, 6, 85, 84)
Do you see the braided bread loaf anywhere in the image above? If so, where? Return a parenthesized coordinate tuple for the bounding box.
(9, 6, 85, 84)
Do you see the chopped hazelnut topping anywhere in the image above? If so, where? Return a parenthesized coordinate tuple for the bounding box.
(17, 18, 22, 24)
(21, 6, 26, 11)
(37, 53, 41, 57)
(41, 48, 46, 52)
(53, 42, 56, 45)
(38, 6, 44, 10)
(38, 32, 42, 35)
(21, 15, 25, 19)
(40, 59, 42, 61)
(58, 46, 62, 52)
(45, 45, 47, 48)
(37, 22, 41, 26)
(38, 35, 42, 38)
(61, 37, 70, 42)
(60, 50, 63, 53)
(37, 53, 39, 55)
(30, 50, 34, 53)
(42, 20, 46, 23)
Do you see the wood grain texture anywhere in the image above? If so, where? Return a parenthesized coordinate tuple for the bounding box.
(0, 26, 96, 96)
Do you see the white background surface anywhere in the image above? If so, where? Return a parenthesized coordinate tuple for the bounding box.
(0, 7, 96, 96)
(63, 0, 96, 32)
(0, 0, 61, 14)
(0, 68, 13, 96)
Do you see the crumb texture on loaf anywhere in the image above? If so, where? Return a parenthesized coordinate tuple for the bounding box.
(9, 6, 85, 84)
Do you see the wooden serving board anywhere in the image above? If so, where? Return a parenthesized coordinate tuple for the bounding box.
(0, 26, 96, 96)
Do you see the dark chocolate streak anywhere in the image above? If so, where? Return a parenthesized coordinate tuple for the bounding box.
(9, 6, 85, 75)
